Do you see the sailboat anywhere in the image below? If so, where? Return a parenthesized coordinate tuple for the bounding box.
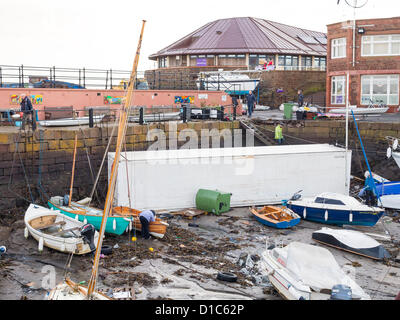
(47, 20, 147, 300)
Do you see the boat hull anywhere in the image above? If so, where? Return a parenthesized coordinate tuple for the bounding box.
(25, 204, 99, 255)
(39, 115, 104, 127)
(48, 201, 130, 236)
(312, 231, 390, 260)
(287, 203, 384, 226)
(250, 206, 300, 229)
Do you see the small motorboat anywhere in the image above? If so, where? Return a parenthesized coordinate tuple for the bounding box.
(24, 203, 98, 255)
(249, 206, 300, 229)
(287, 192, 384, 226)
(312, 227, 390, 260)
(260, 241, 370, 300)
(38, 115, 105, 127)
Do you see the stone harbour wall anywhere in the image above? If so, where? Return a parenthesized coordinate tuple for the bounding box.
(0, 121, 240, 211)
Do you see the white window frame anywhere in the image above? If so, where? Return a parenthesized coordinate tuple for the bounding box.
(361, 34, 400, 57)
(331, 38, 347, 59)
(360, 74, 399, 105)
(331, 76, 346, 105)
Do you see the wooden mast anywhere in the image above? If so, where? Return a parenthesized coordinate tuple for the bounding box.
(68, 134, 78, 207)
(86, 20, 146, 298)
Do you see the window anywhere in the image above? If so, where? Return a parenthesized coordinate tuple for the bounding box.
(315, 197, 345, 205)
(249, 54, 275, 70)
(361, 75, 399, 105)
(331, 38, 346, 59)
(218, 54, 246, 66)
(301, 56, 312, 70)
(331, 76, 346, 104)
(278, 55, 298, 70)
(158, 57, 167, 68)
(314, 57, 326, 71)
(362, 35, 400, 56)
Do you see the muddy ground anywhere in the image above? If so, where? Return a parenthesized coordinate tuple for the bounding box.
(0, 203, 399, 300)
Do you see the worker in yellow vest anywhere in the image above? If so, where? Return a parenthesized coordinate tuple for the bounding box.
(275, 123, 283, 144)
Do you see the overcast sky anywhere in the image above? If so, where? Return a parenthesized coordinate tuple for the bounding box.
(0, 0, 397, 72)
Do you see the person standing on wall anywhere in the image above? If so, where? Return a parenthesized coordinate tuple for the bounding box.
(275, 123, 284, 145)
(139, 209, 156, 240)
(20, 93, 33, 130)
(297, 89, 304, 108)
(246, 90, 256, 118)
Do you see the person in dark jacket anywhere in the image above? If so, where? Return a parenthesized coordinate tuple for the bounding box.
(246, 91, 256, 118)
(20, 93, 33, 130)
(139, 210, 156, 240)
(297, 90, 304, 107)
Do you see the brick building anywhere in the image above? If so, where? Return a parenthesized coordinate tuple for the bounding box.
(326, 16, 400, 113)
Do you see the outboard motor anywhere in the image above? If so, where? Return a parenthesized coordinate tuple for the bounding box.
(80, 224, 96, 254)
(330, 285, 352, 300)
(63, 195, 70, 206)
(290, 190, 303, 201)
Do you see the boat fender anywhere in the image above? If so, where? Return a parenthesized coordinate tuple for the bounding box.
(324, 210, 328, 221)
(83, 218, 87, 225)
(101, 245, 113, 255)
(24, 227, 29, 239)
(349, 212, 353, 223)
(303, 208, 307, 219)
(267, 270, 274, 276)
(129, 221, 133, 231)
(38, 237, 44, 252)
(113, 219, 116, 231)
(75, 215, 79, 220)
(60, 243, 66, 252)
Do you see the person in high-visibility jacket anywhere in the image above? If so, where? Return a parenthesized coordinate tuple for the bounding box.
(275, 123, 283, 144)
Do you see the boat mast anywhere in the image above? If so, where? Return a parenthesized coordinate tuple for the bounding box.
(68, 133, 78, 207)
(86, 20, 146, 298)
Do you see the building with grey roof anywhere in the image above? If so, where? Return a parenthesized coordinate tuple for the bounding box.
(149, 17, 327, 71)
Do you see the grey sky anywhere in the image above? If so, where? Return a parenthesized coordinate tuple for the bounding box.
(0, 0, 397, 71)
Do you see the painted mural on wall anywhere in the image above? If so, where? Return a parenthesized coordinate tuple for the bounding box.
(10, 94, 43, 105)
(104, 95, 125, 105)
(174, 96, 194, 104)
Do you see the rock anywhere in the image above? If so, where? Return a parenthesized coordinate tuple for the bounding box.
(0, 226, 11, 241)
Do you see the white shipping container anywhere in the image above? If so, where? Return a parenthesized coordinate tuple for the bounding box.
(109, 144, 352, 211)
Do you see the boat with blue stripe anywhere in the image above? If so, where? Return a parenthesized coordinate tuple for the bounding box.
(287, 192, 384, 227)
(250, 206, 300, 229)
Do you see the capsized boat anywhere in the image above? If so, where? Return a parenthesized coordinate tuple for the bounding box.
(48, 197, 132, 236)
(287, 192, 384, 226)
(47, 278, 111, 300)
(312, 227, 390, 260)
(38, 115, 105, 127)
(249, 206, 300, 229)
(260, 241, 370, 300)
(24, 203, 98, 255)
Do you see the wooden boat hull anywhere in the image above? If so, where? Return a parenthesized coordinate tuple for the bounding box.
(47, 279, 111, 300)
(250, 206, 300, 229)
(113, 207, 169, 239)
(48, 201, 131, 236)
(24, 204, 99, 255)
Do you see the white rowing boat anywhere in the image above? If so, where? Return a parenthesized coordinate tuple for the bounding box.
(24, 203, 99, 255)
(38, 115, 105, 127)
(328, 106, 388, 115)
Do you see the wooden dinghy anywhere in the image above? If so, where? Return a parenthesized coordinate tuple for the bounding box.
(250, 206, 300, 229)
(24, 203, 99, 255)
(47, 278, 111, 300)
(113, 207, 169, 239)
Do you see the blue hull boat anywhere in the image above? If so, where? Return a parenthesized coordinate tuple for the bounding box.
(359, 181, 400, 210)
(287, 193, 384, 227)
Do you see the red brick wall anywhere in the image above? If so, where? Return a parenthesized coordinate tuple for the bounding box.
(326, 17, 400, 112)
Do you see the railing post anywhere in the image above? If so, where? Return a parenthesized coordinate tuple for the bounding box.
(89, 108, 94, 128)
(233, 105, 237, 120)
(83, 67, 86, 88)
(53, 66, 56, 87)
(105, 70, 108, 90)
(182, 105, 187, 123)
(21, 64, 24, 88)
(110, 69, 113, 89)
(0, 67, 2, 87)
(32, 110, 37, 131)
(139, 107, 144, 125)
